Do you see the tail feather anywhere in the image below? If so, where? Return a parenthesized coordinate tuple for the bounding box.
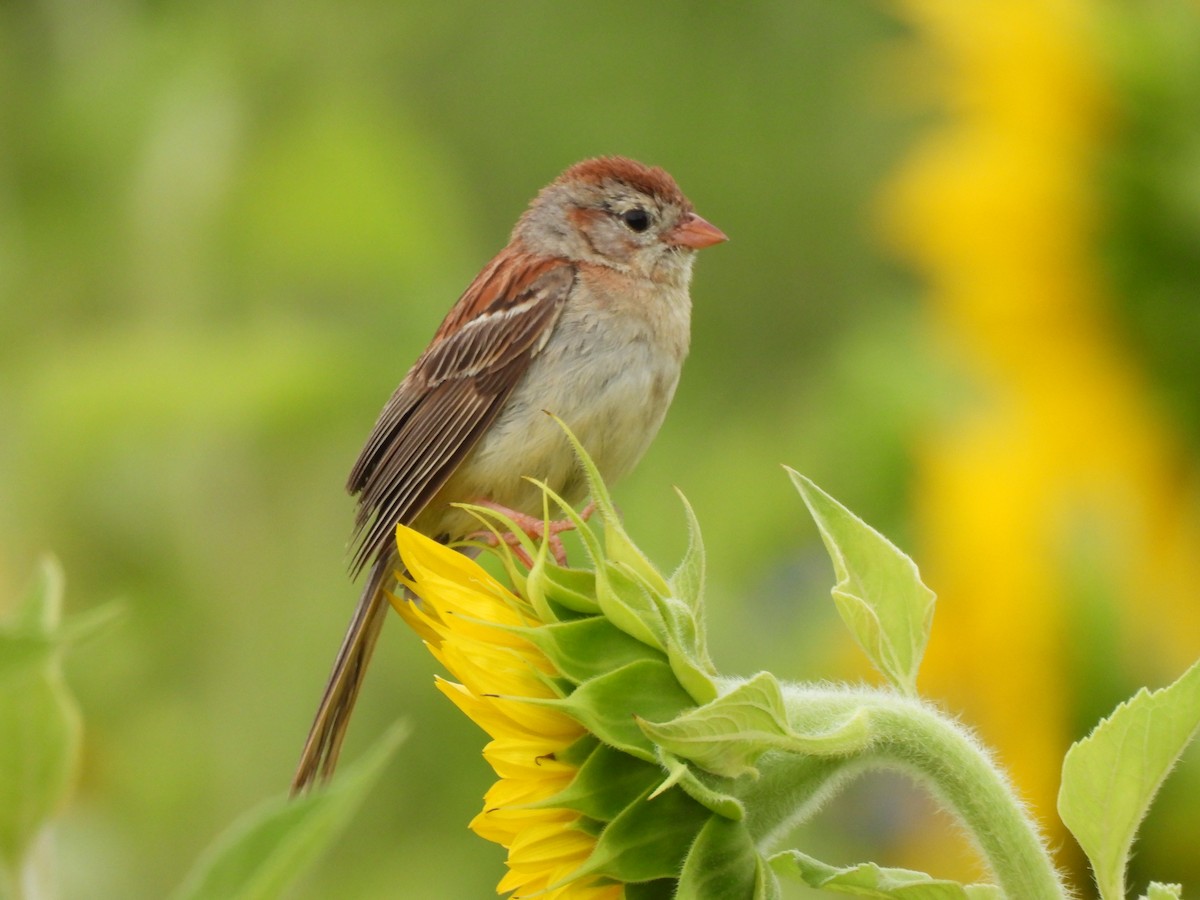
(291, 555, 393, 793)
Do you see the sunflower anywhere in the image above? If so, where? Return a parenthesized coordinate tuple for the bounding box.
(391, 524, 621, 899)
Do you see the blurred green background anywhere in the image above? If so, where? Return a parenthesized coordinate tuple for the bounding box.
(2, 1, 1198, 897)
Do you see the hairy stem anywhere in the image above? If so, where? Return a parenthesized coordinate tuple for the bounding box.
(736, 683, 1068, 899)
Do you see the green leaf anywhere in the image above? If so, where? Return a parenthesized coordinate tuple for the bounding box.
(596, 560, 668, 652)
(571, 784, 708, 884)
(529, 561, 601, 616)
(625, 879, 678, 900)
(675, 814, 764, 900)
(551, 660, 696, 763)
(653, 748, 745, 820)
(754, 855, 783, 900)
(669, 488, 707, 620)
(171, 723, 407, 900)
(770, 850, 1002, 899)
(545, 412, 674, 599)
(655, 593, 718, 705)
(604, 522, 672, 601)
(0, 601, 121, 682)
(1058, 659, 1200, 900)
(545, 412, 621, 528)
(787, 470, 935, 695)
(638, 673, 872, 778)
(454, 502, 538, 591)
(545, 742, 663, 822)
(520, 617, 662, 687)
(1143, 884, 1182, 900)
(0, 559, 82, 869)
(0, 630, 54, 681)
(657, 490, 719, 705)
(61, 601, 124, 642)
(6, 558, 62, 634)
(638, 673, 792, 777)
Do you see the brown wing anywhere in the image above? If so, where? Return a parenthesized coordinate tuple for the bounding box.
(346, 256, 575, 574)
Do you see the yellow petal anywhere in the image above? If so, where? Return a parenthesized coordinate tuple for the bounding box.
(506, 819, 596, 870)
(435, 637, 557, 699)
(388, 593, 443, 646)
(470, 804, 576, 845)
(489, 696, 582, 741)
(483, 738, 576, 779)
(483, 773, 574, 809)
(396, 525, 522, 613)
(434, 679, 523, 739)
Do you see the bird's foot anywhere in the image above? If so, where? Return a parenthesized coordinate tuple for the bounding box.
(469, 501, 595, 567)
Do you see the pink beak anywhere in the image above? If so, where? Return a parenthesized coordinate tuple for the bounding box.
(668, 212, 728, 249)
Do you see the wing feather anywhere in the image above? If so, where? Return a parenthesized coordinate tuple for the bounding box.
(346, 257, 574, 574)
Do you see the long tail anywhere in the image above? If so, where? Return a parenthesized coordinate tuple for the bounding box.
(291, 555, 393, 793)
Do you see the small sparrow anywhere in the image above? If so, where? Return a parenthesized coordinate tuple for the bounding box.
(292, 156, 726, 792)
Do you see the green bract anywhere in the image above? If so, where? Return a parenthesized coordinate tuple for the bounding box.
(0, 560, 82, 880)
(0, 560, 119, 896)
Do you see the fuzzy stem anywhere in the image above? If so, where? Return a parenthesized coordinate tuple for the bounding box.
(737, 682, 1068, 899)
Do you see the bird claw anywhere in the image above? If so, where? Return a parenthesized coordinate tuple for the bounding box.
(469, 500, 595, 567)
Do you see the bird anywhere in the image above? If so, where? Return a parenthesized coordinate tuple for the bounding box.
(291, 156, 726, 792)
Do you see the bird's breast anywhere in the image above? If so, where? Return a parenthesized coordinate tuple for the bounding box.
(425, 278, 691, 537)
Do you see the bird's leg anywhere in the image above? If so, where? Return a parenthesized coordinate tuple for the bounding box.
(470, 500, 596, 567)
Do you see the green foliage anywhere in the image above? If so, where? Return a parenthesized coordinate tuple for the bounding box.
(553, 659, 697, 764)
(678, 816, 778, 900)
(639, 673, 796, 779)
(552, 417, 720, 706)
(1059, 660, 1200, 900)
(548, 742, 663, 823)
(787, 469, 934, 696)
(171, 723, 406, 900)
(577, 784, 709, 885)
(638, 672, 870, 780)
(771, 851, 1003, 899)
(0, 560, 82, 891)
(522, 616, 663, 685)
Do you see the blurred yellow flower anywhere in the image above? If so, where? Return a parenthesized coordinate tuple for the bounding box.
(391, 525, 621, 900)
(884, 0, 1200, 872)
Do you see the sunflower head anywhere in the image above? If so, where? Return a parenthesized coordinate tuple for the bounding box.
(390, 423, 792, 897)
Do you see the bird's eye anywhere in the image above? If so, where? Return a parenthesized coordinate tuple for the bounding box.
(620, 207, 651, 233)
